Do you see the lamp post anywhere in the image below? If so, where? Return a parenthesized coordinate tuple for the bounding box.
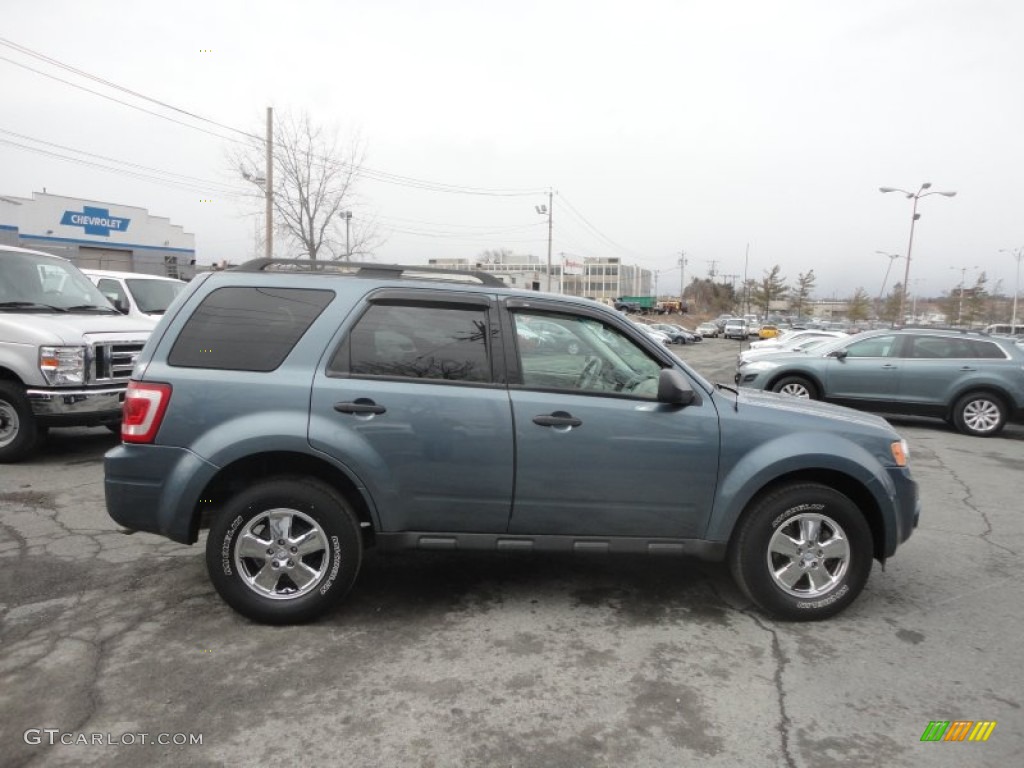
(339, 211, 353, 260)
(879, 182, 957, 326)
(875, 250, 903, 322)
(535, 190, 553, 292)
(1000, 247, 1023, 331)
(949, 265, 979, 327)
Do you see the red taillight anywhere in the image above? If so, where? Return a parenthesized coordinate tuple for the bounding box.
(121, 381, 172, 443)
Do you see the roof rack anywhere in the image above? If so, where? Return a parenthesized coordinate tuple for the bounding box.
(233, 258, 506, 287)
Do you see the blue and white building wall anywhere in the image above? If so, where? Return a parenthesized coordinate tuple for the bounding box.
(0, 191, 195, 278)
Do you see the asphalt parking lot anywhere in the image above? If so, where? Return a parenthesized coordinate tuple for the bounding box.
(2, 336, 1022, 767)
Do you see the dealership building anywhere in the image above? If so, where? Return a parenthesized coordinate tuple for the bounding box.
(0, 191, 196, 278)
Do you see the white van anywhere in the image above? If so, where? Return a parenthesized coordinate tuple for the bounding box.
(82, 269, 187, 322)
(983, 323, 1024, 337)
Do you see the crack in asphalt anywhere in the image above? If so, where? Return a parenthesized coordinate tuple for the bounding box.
(742, 610, 798, 768)
(931, 450, 1017, 557)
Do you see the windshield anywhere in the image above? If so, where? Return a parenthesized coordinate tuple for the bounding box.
(0, 251, 115, 311)
(126, 278, 186, 314)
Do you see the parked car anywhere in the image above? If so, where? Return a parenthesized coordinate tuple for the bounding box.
(723, 318, 749, 340)
(759, 324, 780, 339)
(105, 259, 919, 624)
(82, 269, 187, 322)
(0, 245, 151, 462)
(521, 317, 586, 355)
(651, 323, 699, 344)
(738, 333, 848, 367)
(696, 322, 719, 338)
(749, 329, 847, 351)
(735, 329, 1024, 437)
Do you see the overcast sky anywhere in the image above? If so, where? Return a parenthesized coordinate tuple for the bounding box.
(4, 0, 1024, 301)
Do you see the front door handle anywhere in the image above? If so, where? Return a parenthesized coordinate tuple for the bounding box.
(881, 364, 898, 370)
(533, 412, 582, 428)
(334, 399, 386, 415)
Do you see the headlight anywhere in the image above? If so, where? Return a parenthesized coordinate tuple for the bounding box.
(743, 360, 781, 372)
(39, 346, 86, 386)
(890, 439, 910, 467)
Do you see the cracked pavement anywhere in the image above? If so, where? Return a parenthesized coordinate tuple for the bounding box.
(2, 342, 1023, 767)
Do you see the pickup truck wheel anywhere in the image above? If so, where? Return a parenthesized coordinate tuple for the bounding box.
(0, 381, 40, 463)
(206, 477, 362, 624)
(771, 376, 818, 399)
(729, 483, 872, 621)
(952, 392, 1006, 437)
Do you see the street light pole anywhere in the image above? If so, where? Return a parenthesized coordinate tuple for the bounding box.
(265, 106, 273, 259)
(875, 250, 903, 321)
(1000, 247, 1023, 330)
(536, 190, 553, 292)
(678, 251, 687, 306)
(340, 211, 352, 260)
(950, 265, 979, 326)
(879, 182, 957, 326)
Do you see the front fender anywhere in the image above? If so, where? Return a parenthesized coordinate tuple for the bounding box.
(705, 431, 898, 544)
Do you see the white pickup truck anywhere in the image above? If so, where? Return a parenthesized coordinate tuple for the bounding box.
(0, 245, 153, 462)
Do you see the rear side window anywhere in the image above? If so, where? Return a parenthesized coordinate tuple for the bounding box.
(168, 287, 334, 371)
(330, 303, 491, 382)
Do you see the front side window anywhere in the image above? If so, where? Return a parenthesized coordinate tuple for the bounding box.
(843, 335, 896, 358)
(332, 303, 492, 383)
(126, 278, 186, 314)
(513, 311, 662, 396)
(168, 286, 334, 371)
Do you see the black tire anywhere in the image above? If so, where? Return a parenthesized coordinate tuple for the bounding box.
(771, 375, 819, 399)
(728, 483, 873, 621)
(952, 391, 1007, 437)
(0, 381, 41, 463)
(206, 477, 363, 624)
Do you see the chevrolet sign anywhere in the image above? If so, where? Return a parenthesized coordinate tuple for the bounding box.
(60, 206, 131, 237)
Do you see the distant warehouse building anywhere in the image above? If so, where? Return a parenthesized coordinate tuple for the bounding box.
(0, 191, 195, 278)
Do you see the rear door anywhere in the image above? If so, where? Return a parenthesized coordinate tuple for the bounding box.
(309, 290, 515, 533)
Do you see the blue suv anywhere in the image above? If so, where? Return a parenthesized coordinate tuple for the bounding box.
(105, 260, 919, 623)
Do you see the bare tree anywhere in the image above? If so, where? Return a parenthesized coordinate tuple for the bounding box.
(231, 109, 380, 260)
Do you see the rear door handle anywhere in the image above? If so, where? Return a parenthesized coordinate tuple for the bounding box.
(959, 366, 977, 371)
(881, 364, 898, 369)
(532, 412, 582, 428)
(334, 399, 386, 415)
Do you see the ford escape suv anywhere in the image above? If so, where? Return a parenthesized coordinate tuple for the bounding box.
(105, 260, 919, 624)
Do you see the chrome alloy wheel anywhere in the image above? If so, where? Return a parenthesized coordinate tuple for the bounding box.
(778, 382, 811, 398)
(0, 399, 19, 448)
(233, 508, 330, 600)
(961, 398, 1002, 434)
(766, 513, 850, 598)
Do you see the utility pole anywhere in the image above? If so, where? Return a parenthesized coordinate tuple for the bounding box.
(536, 190, 554, 291)
(265, 106, 273, 259)
(742, 243, 750, 315)
(678, 251, 687, 303)
(706, 259, 718, 280)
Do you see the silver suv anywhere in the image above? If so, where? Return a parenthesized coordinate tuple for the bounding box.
(105, 260, 919, 624)
(736, 329, 1024, 436)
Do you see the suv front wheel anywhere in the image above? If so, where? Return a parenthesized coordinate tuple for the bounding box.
(206, 477, 362, 624)
(729, 483, 873, 621)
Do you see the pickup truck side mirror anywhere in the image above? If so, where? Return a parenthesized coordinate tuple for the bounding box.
(657, 369, 696, 405)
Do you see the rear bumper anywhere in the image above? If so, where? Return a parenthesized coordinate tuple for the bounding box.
(105, 443, 219, 544)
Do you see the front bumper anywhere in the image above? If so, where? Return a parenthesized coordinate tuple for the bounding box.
(27, 385, 126, 424)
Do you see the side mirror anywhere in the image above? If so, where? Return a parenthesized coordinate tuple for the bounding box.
(657, 369, 696, 405)
(113, 298, 129, 314)
(829, 349, 848, 360)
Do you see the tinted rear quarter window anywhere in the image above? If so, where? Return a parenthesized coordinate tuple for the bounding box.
(168, 286, 334, 371)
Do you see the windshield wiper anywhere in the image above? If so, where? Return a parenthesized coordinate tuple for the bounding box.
(0, 301, 67, 312)
(64, 304, 120, 313)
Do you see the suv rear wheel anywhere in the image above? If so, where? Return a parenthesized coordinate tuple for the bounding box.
(729, 483, 873, 621)
(952, 392, 1007, 437)
(206, 477, 362, 624)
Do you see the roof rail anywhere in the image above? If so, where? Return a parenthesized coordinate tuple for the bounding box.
(233, 258, 506, 287)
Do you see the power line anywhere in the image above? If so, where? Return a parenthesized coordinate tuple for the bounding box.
(0, 127, 244, 194)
